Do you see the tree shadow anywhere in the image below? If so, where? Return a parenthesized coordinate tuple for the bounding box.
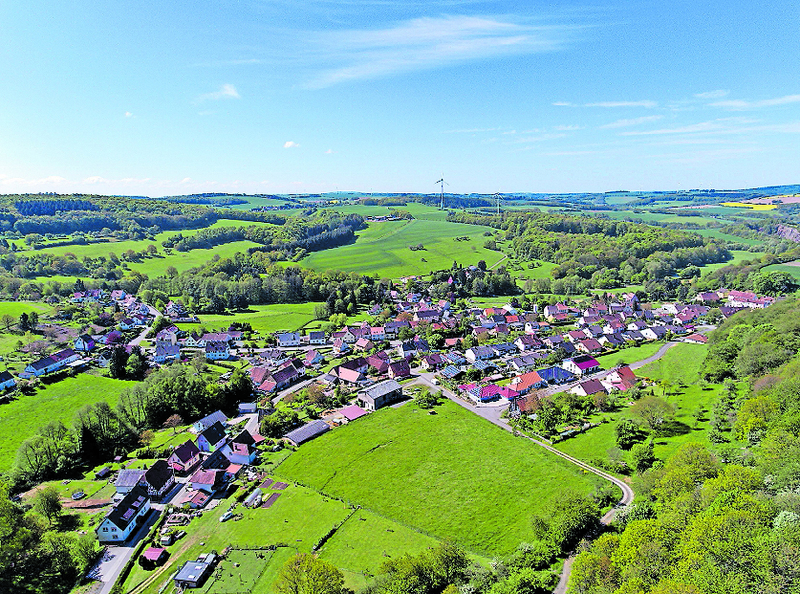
(56, 513, 83, 532)
(656, 420, 692, 438)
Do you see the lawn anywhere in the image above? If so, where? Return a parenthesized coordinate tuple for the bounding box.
(274, 399, 601, 557)
(595, 342, 663, 369)
(0, 374, 135, 471)
(123, 484, 358, 594)
(176, 302, 324, 335)
(296, 218, 500, 278)
(763, 262, 800, 281)
(319, 508, 443, 591)
(691, 228, 764, 247)
(701, 249, 766, 273)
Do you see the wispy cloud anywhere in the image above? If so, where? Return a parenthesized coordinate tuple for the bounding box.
(600, 115, 663, 129)
(554, 124, 582, 131)
(284, 141, 300, 148)
(124, 111, 134, 118)
(584, 100, 657, 108)
(621, 117, 762, 136)
(552, 101, 572, 107)
(695, 89, 729, 99)
(305, 15, 580, 88)
(710, 94, 800, 110)
(195, 58, 264, 67)
(444, 127, 501, 134)
(195, 83, 241, 103)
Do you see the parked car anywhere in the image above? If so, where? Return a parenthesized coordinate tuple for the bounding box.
(219, 511, 233, 522)
(159, 532, 174, 546)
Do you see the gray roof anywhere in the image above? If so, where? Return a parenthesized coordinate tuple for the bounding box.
(284, 419, 330, 445)
(360, 379, 402, 400)
(115, 469, 146, 488)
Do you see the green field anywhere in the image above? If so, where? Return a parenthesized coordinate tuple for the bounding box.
(691, 228, 764, 246)
(702, 249, 766, 273)
(275, 399, 600, 557)
(122, 482, 440, 594)
(297, 218, 500, 278)
(176, 302, 323, 334)
(0, 374, 135, 471)
(556, 343, 721, 464)
(763, 262, 800, 280)
(594, 342, 663, 369)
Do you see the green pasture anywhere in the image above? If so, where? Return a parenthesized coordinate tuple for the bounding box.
(555, 343, 720, 465)
(319, 508, 443, 591)
(691, 228, 764, 246)
(128, 240, 263, 276)
(763, 262, 800, 281)
(702, 249, 766, 273)
(297, 218, 499, 278)
(275, 399, 601, 557)
(594, 342, 663, 369)
(176, 302, 323, 335)
(0, 374, 135, 471)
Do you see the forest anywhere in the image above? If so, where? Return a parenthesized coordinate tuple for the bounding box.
(569, 299, 800, 594)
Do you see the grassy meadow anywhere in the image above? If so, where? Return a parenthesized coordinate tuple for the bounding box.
(176, 302, 323, 334)
(555, 343, 722, 465)
(275, 399, 601, 557)
(0, 374, 135, 471)
(297, 218, 501, 278)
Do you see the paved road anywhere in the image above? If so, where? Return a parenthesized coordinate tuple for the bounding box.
(629, 341, 679, 370)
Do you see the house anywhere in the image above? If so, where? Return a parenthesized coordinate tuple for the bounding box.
(571, 379, 607, 397)
(366, 353, 390, 375)
(355, 337, 374, 352)
(119, 318, 137, 331)
(96, 485, 150, 544)
(277, 332, 301, 347)
(0, 370, 15, 391)
(174, 552, 218, 589)
(154, 341, 180, 364)
(370, 326, 386, 341)
(577, 338, 603, 354)
(114, 469, 146, 495)
(641, 326, 667, 341)
(333, 366, 365, 385)
(74, 334, 96, 352)
(515, 335, 541, 351)
(204, 341, 231, 361)
(357, 379, 403, 411)
(397, 341, 417, 359)
(601, 366, 638, 392)
(537, 366, 576, 385)
(221, 430, 261, 465)
(307, 330, 326, 345)
(168, 440, 201, 473)
(192, 410, 228, 433)
(155, 326, 179, 344)
(509, 371, 547, 394)
(142, 460, 175, 500)
(184, 333, 205, 348)
(197, 421, 227, 453)
(684, 333, 708, 344)
(304, 349, 324, 367)
(284, 419, 330, 446)
(388, 359, 411, 379)
(465, 346, 493, 363)
(189, 468, 227, 493)
(23, 348, 80, 377)
(332, 338, 350, 355)
(420, 353, 446, 371)
(140, 547, 168, 568)
(561, 355, 601, 376)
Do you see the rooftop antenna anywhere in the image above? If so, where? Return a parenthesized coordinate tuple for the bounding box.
(435, 177, 449, 209)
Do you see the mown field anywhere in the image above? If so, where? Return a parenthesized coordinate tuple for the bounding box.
(176, 302, 323, 334)
(0, 374, 135, 471)
(763, 261, 800, 280)
(297, 218, 502, 278)
(275, 399, 601, 557)
(556, 343, 722, 465)
(594, 342, 663, 369)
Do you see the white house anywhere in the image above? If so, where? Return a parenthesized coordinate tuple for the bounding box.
(277, 332, 301, 347)
(96, 485, 150, 544)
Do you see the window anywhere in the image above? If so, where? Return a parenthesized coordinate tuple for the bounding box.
(113, 535, 118, 540)
(102, 527, 108, 532)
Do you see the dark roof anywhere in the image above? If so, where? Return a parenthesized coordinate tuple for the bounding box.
(0, 370, 14, 383)
(284, 419, 330, 445)
(144, 460, 174, 491)
(172, 440, 200, 464)
(104, 485, 149, 530)
(361, 379, 402, 400)
(200, 421, 227, 446)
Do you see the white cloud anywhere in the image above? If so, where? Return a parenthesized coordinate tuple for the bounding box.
(585, 100, 657, 108)
(600, 115, 664, 129)
(196, 84, 241, 102)
(554, 124, 582, 131)
(124, 111, 134, 118)
(305, 15, 578, 88)
(325, 149, 334, 154)
(180, 177, 192, 184)
(552, 101, 573, 106)
(710, 94, 800, 110)
(695, 90, 729, 99)
(83, 176, 108, 184)
(284, 141, 300, 148)
(621, 117, 762, 136)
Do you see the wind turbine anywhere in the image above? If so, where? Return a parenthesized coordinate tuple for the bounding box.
(435, 177, 449, 209)
(493, 192, 503, 216)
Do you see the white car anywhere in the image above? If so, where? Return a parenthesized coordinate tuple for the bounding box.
(219, 511, 233, 522)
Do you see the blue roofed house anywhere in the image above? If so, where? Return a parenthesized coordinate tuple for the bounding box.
(192, 410, 228, 433)
(0, 370, 15, 391)
(154, 341, 180, 364)
(74, 334, 96, 352)
(284, 419, 330, 446)
(96, 485, 150, 544)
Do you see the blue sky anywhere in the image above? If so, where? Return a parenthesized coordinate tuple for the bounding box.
(1, 0, 799, 195)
